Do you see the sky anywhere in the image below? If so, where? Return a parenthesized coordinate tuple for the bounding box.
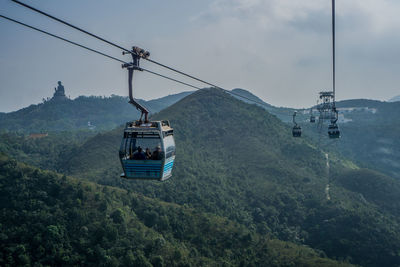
(0, 0, 399, 112)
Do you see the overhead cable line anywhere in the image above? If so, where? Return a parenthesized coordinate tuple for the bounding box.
(10, 0, 272, 106)
(144, 60, 295, 119)
(331, 0, 336, 104)
(0, 14, 203, 93)
(141, 68, 202, 90)
(145, 58, 221, 89)
(11, 0, 131, 53)
(0, 14, 126, 64)
(11, 0, 222, 88)
(5, 2, 293, 117)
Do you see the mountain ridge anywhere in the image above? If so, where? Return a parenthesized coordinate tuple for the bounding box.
(48, 88, 400, 267)
(0, 91, 193, 132)
(2, 85, 399, 179)
(389, 95, 400, 102)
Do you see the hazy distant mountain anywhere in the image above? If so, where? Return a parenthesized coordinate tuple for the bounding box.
(389, 95, 400, 102)
(0, 91, 193, 132)
(144, 91, 194, 111)
(230, 88, 272, 107)
(0, 87, 280, 132)
(248, 97, 400, 179)
(2, 86, 399, 180)
(305, 99, 400, 178)
(230, 88, 295, 122)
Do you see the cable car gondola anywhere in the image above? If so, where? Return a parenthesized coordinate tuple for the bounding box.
(292, 125, 302, 137)
(328, 123, 340, 139)
(327, 107, 340, 139)
(119, 47, 176, 180)
(292, 111, 302, 137)
(309, 106, 316, 123)
(119, 120, 175, 180)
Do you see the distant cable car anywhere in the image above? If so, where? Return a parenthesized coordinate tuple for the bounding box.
(309, 106, 316, 123)
(292, 125, 302, 137)
(119, 120, 175, 180)
(292, 111, 302, 137)
(328, 123, 340, 139)
(328, 107, 340, 139)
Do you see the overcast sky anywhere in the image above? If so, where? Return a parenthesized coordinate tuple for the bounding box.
(0, 0, 399, 112)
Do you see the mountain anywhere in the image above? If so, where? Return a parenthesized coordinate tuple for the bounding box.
(230, 88, 272, 107)
(2, 87, 400, 265)
(336, 102, 400, 178)
(251, 97, 400, 179)
(230, 88, 296, 122)
(0, 153, 352, 266)
(47, 88, 400, 267)
(3, 86, 398, 180)
(144, 91, 194, 112)
(389, 95, 400, 102)
(0, 91, 193, 133)
(301, 99, 400, 178)
(0, 87, 291, 133)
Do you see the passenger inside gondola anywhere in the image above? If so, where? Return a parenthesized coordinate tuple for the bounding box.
(145, 148, 152, 159)
(151, 145, 164, 160)
(132, 147, 146, 160)
(122, 131, 167, 161)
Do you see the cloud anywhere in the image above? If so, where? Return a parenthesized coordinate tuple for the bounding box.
(196, 0, 400, 33)
(1, 0, 399, 111)
(172, 0, 400, 107)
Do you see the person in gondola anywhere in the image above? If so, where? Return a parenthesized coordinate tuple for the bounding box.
(129, 149, 135, 160)
(132, 147, 146, 160)
(151, 145, 164, 160)
(145, 148, 152, 159)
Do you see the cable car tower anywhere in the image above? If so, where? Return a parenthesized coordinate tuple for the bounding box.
(316, 91, 339, 138)
(292, 111, 302, 137)
(323, 0, 340, 138)
(293, 0, 340, 139)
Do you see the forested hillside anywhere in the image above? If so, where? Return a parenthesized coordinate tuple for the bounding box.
(231, 93, 400, 179)
(334, 100, 400, 178)
(0, 131, 95, 172)
(35, 88, 400, 267)
(230, 90, 400, 179)
(0, 153, 351, 266)
(229, 88, 294, 122)
(298, 99, 400, 178)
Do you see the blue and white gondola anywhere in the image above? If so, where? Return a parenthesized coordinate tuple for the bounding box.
(119, 120, 176, 181)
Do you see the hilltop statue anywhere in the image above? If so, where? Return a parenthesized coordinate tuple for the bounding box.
(52, 81, 67, 100)
(57, 81, 65, 95)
